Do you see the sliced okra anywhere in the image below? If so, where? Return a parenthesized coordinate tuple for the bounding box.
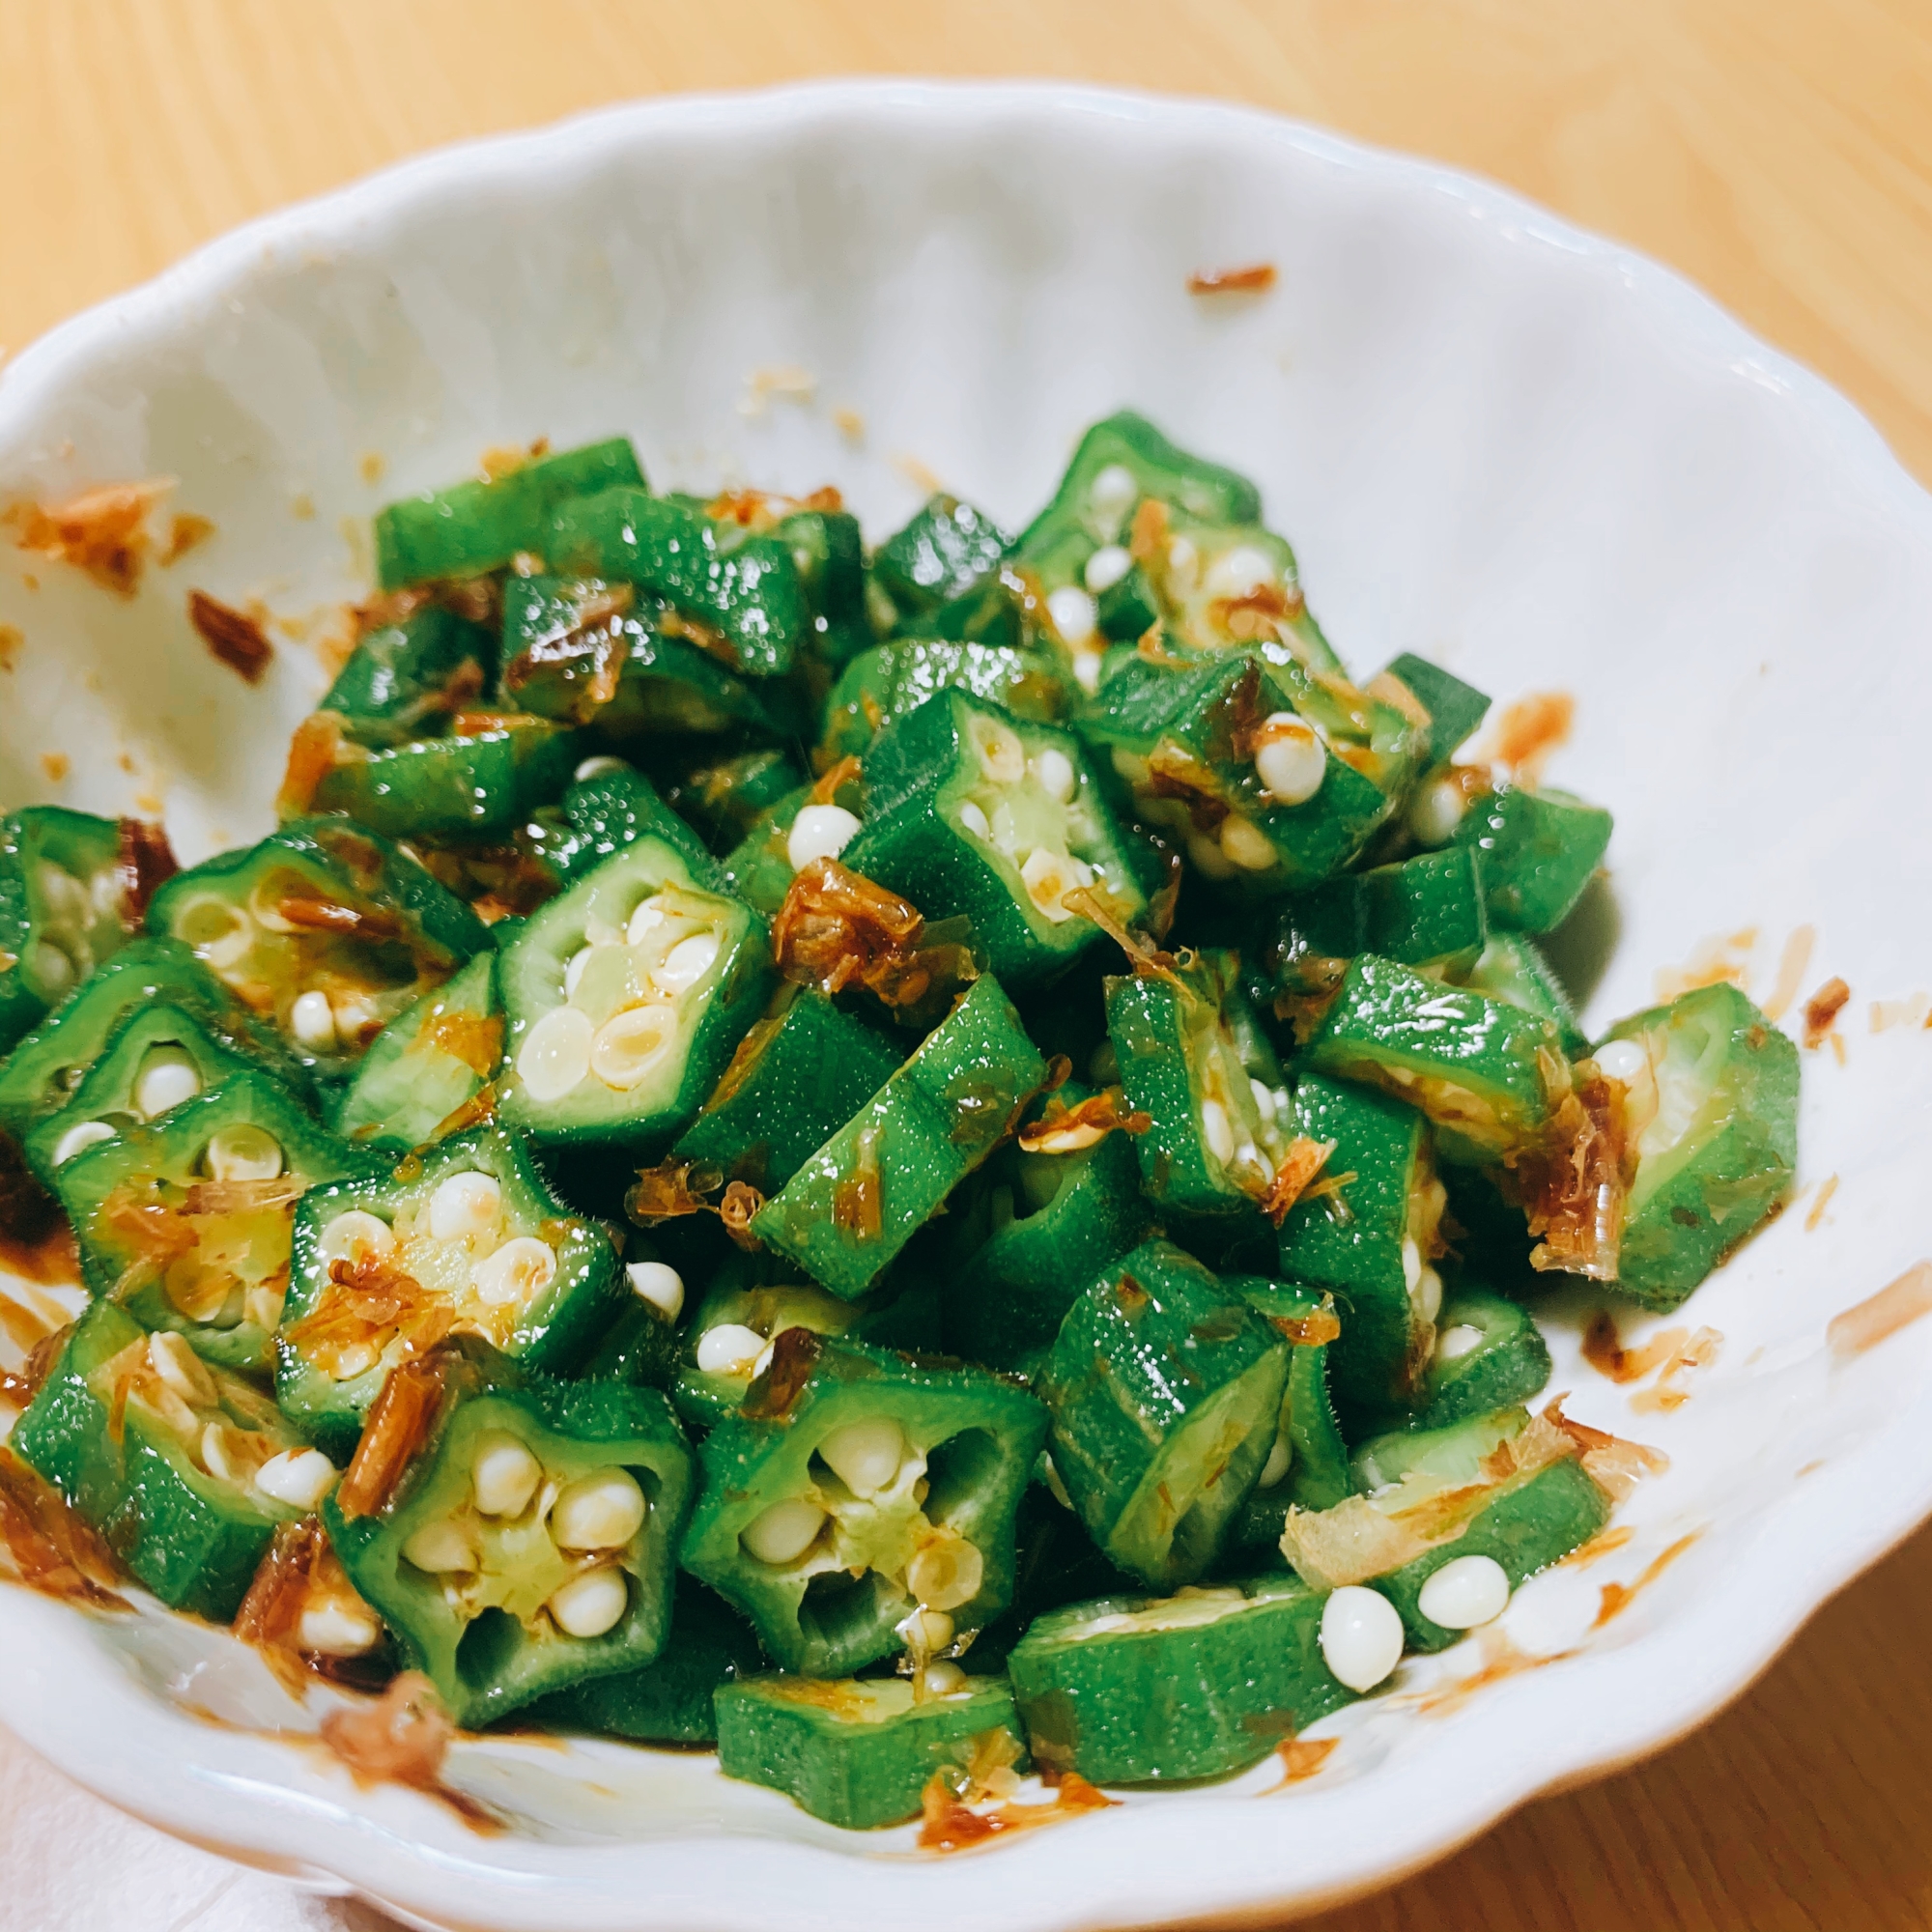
(1378, 653, 1490, 773)
(680, 1335, 1047, 1677)
(1008, 1574, 1355, 1784)
(0, 808, 132, 1054)
(1303, 953, 1567, 1158)
(716, 1671, 1026, 1829)
(764, 497, 873, 683)
(749, 975, 1047, 1301)
(670, 984, 902, 1194)
(1037, 1240, 1290, 1591)
(966, 1483, 1142, 1676)
(872, 493, 1012, 624)
(278, 1124, 621, 1458)
(1394, 1288, 1553, 1434)
(1304, 847, 1492, 982)
(373, 437, 645, 589)
(662, 747, 805, 854)
(1106, 952, 1289, 1224)
(13, 1300, 340, 1622)
(843, 691, 1158, 988)
(1273, 1071, 1445, 1418)
(1442, 781, 1612, 936)
(324, 1339, 695, 1726)
(943, 1079, 1153, 1378)
(146, 816, 489, 1082)
(497, 835, 773, 1153)
(517, 760, 718, 891)
(1462, 933, 1588, 1059)
(816, 635, 1070, 765)
(320, 603, 496, 749)
(1593, 982, 1798, 1309)
(532, 1577, 765, 1746)
(53, 1069, 378, 1374)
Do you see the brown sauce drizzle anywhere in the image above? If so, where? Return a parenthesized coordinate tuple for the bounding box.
(771, 859, 977, 1022)
(1828, 1260, 1932, 1358)
(1186, 264, 1278, 296)
(1803, 977, 1851, 1050)
(917, 1765, 1115, 1853)
(1262, 1136, 1338, 1228)
(1264, 1735, 1339, 1789)
(1592, 1531, 1700, 1628)
(5, 479, 171, 596)
(316, 1670, 503, 1834)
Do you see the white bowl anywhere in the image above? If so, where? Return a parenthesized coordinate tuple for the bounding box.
(3, 79, 1930, 1932)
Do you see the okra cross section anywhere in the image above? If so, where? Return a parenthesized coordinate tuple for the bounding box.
(0, 807, 133, 1055)
(749, 975, 1048, 1300)
(714, 1672, 1028, 1829)
(324, 1340, 696, 1727)
(1397, 1289, 1554, 1434)
(844, 690, 1156, 987)
(1037, 1240, 1290, 1591)
(497, 834, 773, 1152)
(14, 1300, 342, 1623)
(278, 1125, 622, 1460)
(816, 633, 1072, 767)
(1008, 1574, 1356, 1784)
(680, 1335, 1048, 1678)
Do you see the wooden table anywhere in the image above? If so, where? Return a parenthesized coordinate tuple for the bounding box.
(7, 7, 1932, 1929)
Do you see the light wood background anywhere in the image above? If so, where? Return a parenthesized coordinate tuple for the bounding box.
(6, 5, 1932, 1929)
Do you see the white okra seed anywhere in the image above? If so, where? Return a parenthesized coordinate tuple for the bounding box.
(472, 1432, 542, 1518)
(1417, 1554, 1511, 1631)
(786, 805, 862, 872)
(254, 1447, 339, 1511)
(815, 1416, 906, 1498)
(551, 1468, 648, 1551)
(428, 1170, 501, 1242)
(1319, 1585, 1405, 1692)
(549, 1565, 630, 1638)
(740, 1497, 826, 1567)
(133, 1044, 201, 1121)
(626, 1261, 684, 1320)
(51, 1119, 116, 1167)
(1083, 544, 1132, 594)
(695, 1323, 767, 1376)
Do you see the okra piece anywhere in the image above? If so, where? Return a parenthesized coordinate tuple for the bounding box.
(146, 816, 489, 1081)
(373, 437, 645, 589)
(1595, 982, 1799, 1309)
(497, 834, 773, 1153)
(1229, 1279, 1354, 1552)
(1037, 1241, 1290, 1591)
(872, 494, 1012, 622)
(278, 1123, 621, 1458)
(670, 984, 902, 1193)
(765, 497, 873, 680)
(671, 1272, 888, 1431)
(23, 1002, 262, 1187)
(521, 760, 717, 888)
(329, 951, 500, 1151)
(1082, 653, 1425, 891)
(943, 1080, 1153, 1378)
(1462, 933, 1589, 1060)
(1294, 847, 1491, 983)
(325, 1339, 696, 1726)
(546, 490, 809, 679)
(967, 1483, 1142, 1674)
(0, 808, 130, 1054)
(1107, 952, 1288, 1223)
(750, 976, 1047, 1300)
(1395, 1288, 1553, 1433)
(53, 1070, 377, 1374)
(1009, 1574, 1355, 1783)
(681, 1334, 1047, 1676)
(843, 691, 1157, 987)
(498, 576, 775, 739)
(532, 1577, 765, 1745)
(663, 748, 804, 854)
(1273, 1072, 1445, 1417)
(715, 1672, 1027, 1829)
(311, 714, 582, 844)
(1378, 653, 1490, 772)
(1446, 782, 1612, 936)
(320, 604, 496, 748)
(1303, 953, 1567, 1157)
(14, 1300, 338, 1622)
(817, 636, 1070, 765)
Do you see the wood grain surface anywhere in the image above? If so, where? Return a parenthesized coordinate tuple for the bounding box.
(5, 6, 1931, 1929)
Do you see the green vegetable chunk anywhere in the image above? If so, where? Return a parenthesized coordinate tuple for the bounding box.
(14, 1301, 325, 1621)
(1009, 1574, 1355, 1783)
(1462, 934, 1589, 1059)
(681, 1334, 1047, 1677)
(1395, 1288, 1553, 1432)
(325, 1339, 695, 1726)
(816, 636, 1070, 765)
(1447, 782, 1612, 936)
(519, 761, 718, 890)
(715, 1672, 1028, 1829)
(0, 808, 131, 1055)
(1378, 653, 1490, 771)
(329, 951, 500, 1151)
(1288, 847, 1491, 984)
(320, 604, 496, 748)
(751, 975, 1047, 1301)
(1037, 1240, 1289, 1591)
(873, 494, 1012, 621)
(663, 748, 804, 854)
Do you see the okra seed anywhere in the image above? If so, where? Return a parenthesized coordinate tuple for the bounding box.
(1165, 535, 1199, 587)
(563, 946, 593, 998)
(471, 1433, 543, 1518)
(1072, 649, 1104, 696)
(1406, 774, 1468, 847)
(815, 1417, 907, 1497)
(318, 1209, 395, 1267)
(428, 1170, 502, 1243)
(657, 930, 722, 990)
(178, 895, 255, 969)
(1083, 544, 1133, 594)
(1218, 814, 1277, 871)
(148, 1330, 217, 1406)
(290, 990, 339, 1053)
(1019, 849, 1081, 924)
(1417, 1264, 1443, 1324)
(1401, 1236, 1423, 1293)
(786, 804, 862, 872)
(403, 1518, 481, 1573)
(1319, 1584, 1405, 1692)
(1186, 831, 1237, 881)
(1032, 747, 1077, 803)
(1200, 1097, 1236, 1166)
(974, 720, 1027, 786)
(741, 1497, 828, 1567)
(1088, 463, 1137, 527)
(254, 1446, 339, 1511)
(907, 1534, 984, 1612)
(1594, 1038, 1650, 1087)
(299, 1601, 384, 1658)
(517, 1004, 595, 1101)
(626, 896, 668, 945)
(898, 1606, 954, 1653)
(573, 755, 629, 781)
(51, 1119, 116, 1167)
(922, 1662, 968, 1696)
(625, 1261, 684, 1320)
(26, 942, 74, 995)
(549, 1565, 630, 1638)
(1249, 1077, 1278, 1124)
(200, 1422, 238, 1482)
(1435, 1322, 1484, 1363)
(551, 1468, 648, 1550)
(590, 1005, 676, 1090)
(1417, 1554, 1511, 1631)
(469, 1235, 557, 1308)
(1047, 585, 1097, 649)
(1205, 544, 1277, 601)
(752, 1339, 777, 1379)
(133, 1044, 202, 1121)
(1258, 1434, 1293, 1490)
(1253, 713, 1327, 806)
(696, 1323, 768, 1376)
(957, 801, 991, 840)
(35, 864, 88, 923)
(204, 1123, 284, 1183)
